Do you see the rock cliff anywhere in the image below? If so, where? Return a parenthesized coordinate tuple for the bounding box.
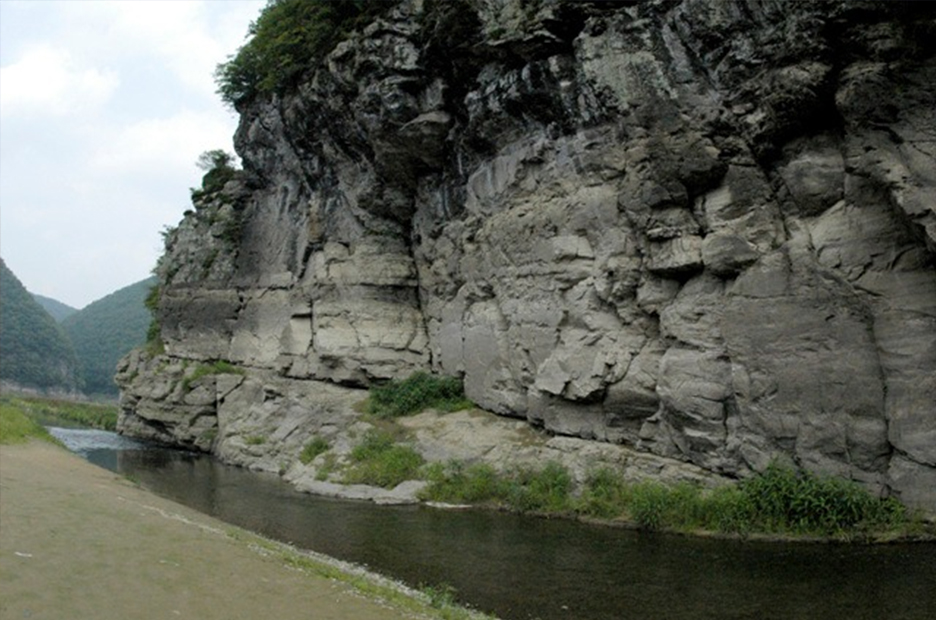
(117, 0, 936, 512)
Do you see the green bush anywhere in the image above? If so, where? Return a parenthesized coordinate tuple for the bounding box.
(738, 464, 907, 535)
(215, 0, 389, 108)
(423, 458, 913, 537)
(366, 372, 473, 419)
(572, 463, 910, 537)
(342, 429, 425, 489)
(299, 436, 330, 464)
(191, 150, 237, 203)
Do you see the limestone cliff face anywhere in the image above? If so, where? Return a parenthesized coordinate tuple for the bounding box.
(117, 0, 936, 511)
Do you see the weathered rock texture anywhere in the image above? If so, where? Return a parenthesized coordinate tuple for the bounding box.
(118, 0, 936, 512)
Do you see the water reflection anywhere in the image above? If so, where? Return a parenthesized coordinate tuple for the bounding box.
(53, 428, 936, 620)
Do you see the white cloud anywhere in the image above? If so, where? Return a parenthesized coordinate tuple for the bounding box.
(0, 0, 267, 308)
(89, 110, 237, 176)
(0, 45, 118, 118)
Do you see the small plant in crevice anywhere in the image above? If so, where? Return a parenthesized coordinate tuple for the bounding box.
(181, 360, 245, 393)
(299, 436, 330, 465)
(365, 371, 473, 419)
(315, 453, 339, 481)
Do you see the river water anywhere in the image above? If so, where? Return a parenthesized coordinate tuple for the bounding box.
(49, 427, 936, 620)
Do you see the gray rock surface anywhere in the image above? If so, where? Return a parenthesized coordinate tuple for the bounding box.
(119, 0, 936, 513)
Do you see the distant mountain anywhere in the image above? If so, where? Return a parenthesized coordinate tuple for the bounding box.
(0, 258, 81, 393)
(62, 277, 157, 397)
(33, 293, 78, 322)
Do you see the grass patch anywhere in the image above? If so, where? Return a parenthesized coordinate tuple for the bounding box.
(244, 435, 266, 446)
(181, 360, 245, 392)
(0, 395, 118, 430)
(0, 403, 63, 445)
(422, 460, 917, 539)
(299, 436, 330, 465)
(421, 460, 573, 513)
(573, 464, 913, 538)
(315, 453, 339, 481)
(342, 429, 425, 489)
(365, 372, 473, 419)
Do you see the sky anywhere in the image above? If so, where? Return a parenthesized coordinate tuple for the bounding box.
(0, 0, 266, 309)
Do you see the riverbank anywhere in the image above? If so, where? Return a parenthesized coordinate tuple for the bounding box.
(0, 440, 495, 620)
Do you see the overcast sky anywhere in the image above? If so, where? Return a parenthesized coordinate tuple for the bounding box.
(0, 0, 266, 309)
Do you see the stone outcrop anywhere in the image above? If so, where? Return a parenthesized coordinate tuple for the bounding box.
(118, 0, 936, 512)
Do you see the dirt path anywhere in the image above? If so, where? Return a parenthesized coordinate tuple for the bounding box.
(0, 442, 466, 620)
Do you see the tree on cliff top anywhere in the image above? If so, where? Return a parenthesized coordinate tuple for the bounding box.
(215, 0, 390, 109)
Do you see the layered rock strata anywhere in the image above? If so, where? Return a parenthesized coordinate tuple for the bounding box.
(118, 0, 936, 511)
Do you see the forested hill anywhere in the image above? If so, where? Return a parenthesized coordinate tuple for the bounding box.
(62, 277, 156, 397)
(0, 258, 80, 393)
(33, 294, 78, 322)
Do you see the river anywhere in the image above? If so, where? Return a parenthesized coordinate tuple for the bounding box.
(49, 427, 936, 620)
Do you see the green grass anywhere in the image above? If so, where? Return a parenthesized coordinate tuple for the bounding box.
(0, 395, 118, 430)
(315, 453, 339, 481)
(341, 429, 425, 489)
(572, 464, 914, 538)
(181, 360, 245, 392)
(244, 435, 267, 446)
(0, 403, 62, 445)
(421, 460, 573, 513)
(299, 436, 330, 465)
(421, 460, 918, 539)
(365, 372, 473, 419)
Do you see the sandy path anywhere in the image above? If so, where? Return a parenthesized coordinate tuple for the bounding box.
(0, 442, 447, 620)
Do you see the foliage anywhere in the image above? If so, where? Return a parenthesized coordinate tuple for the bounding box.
(423, 460, 914, 538)
(575, 467, 630, 519)
(299, 436, 331, 464)
(0, 402, 62, 445)
(421, 582, 460, 610)
(366, 372, 473, 419)
(735, 463, 907, 535)
(2, 395, 119, 431)
(181, 361, 245, 392)
(421, 460, 573, 513)
(191, 149, 238, 203)
(422, 461, 506, 504)
(571, 464, 911, 537)
(342, 429, 425, 489)
(143, 284, 163, 353)
(506, 462, 574, 513)
(0, 258, 80, 392)
(62, 277, 157, 397)
(215, 0, 389, 108)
